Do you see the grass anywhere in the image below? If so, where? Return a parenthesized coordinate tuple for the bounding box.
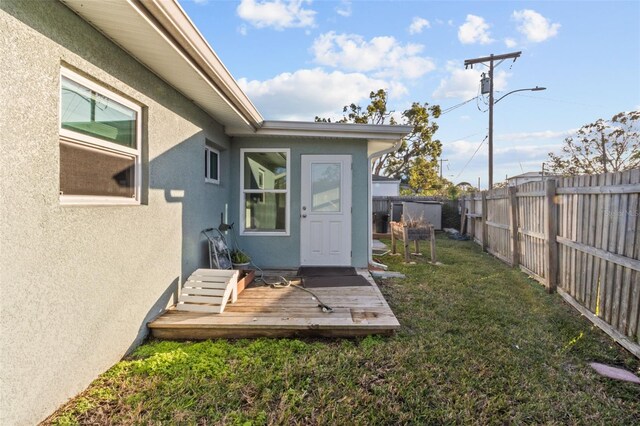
(46, 235, 639, 425)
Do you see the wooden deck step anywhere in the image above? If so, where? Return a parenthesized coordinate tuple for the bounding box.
(176, 269, 239, 314)
(149, 269, 401, 339)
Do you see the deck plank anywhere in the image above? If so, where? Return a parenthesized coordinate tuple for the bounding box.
(149, 269, 400, 339)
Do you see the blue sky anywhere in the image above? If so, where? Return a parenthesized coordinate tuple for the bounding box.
(180, 0, 640, 188)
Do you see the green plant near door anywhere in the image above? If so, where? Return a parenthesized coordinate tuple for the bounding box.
(230, 250, 250, 265)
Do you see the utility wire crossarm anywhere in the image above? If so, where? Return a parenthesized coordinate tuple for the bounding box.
(464, 51, 522, 69)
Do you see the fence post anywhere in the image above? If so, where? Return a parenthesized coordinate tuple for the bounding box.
(429, 224, 437, 263)
(469, 194, 476, 240)
(481, 191, 488, 252)
(509, 186, 519, 268)
(391, 222, 397, 254)
(402, 224, 410, 263)
(544, 179, 558, 293)
(459, 197, 466, 233)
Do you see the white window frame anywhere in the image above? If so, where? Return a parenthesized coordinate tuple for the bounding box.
(59, 67, 142, 205)
(205, 145, 220, 184)
(240, 148, 290, 236)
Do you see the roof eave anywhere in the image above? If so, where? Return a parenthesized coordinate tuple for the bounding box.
(60, 0, 262, 131)
(139, 0, 263, 127)
(228, 120, 413, 141)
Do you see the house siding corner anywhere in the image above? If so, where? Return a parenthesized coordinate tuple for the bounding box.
(0, 1, 228, 424)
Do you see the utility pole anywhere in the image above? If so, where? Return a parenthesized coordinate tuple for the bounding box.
(439, 158, 449, 179)
(464, 51, 522, 189)
(601, 134, 607, 173)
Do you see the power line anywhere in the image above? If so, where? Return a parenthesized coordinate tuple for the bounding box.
(513, 93, 605, 108)
(443, 130, 486, 144)
(440, 96, 479, 115)
(475, 84, 488, 113)
(455, 135, 488, 180)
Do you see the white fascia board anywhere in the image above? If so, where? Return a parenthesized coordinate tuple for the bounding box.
(228, 120, 413, 141)
(368, 139, 401, 158)
(140, 0, 263, 127)
(60, 0, 259, 131)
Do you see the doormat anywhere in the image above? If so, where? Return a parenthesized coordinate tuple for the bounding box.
(297, 266, 357, 277)
(303, 275, 371, 288)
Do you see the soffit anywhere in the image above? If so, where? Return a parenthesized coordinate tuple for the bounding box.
(60, 0, 256, 132)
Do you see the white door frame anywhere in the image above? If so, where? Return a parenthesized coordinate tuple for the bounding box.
(300, 155, 352, 266)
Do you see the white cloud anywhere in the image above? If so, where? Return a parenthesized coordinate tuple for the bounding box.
(446, 138, 566, 160)
(237, 24, 248, 36)
(448, 139, 488, 158)
(236, 0, 316, 30)
(409, 17, 430, 34)
(335, 0, 351, 17)
(192, 0, 209, 4)
(238, 68, 406, 120)
(433, 61, 509, 99)
(512, 9, 560, 42)
(311, 32, 436, 79)
(495, 143, 562, 156)
(504, 38, 517, 48)
(496, 129, 578, 142)
(458, 14, 494, 44)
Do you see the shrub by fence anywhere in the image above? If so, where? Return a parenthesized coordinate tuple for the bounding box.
(459, 169, 640, 357)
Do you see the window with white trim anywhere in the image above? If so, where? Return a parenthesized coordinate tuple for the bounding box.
(204, 145, 220, 184)
(59, 67, 141, 204)
(240, 149, 289, 235)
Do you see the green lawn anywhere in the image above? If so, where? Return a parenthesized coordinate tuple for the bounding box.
(48, 236, 639, 425)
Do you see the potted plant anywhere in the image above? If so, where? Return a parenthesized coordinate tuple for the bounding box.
(231, 249, 251, 270)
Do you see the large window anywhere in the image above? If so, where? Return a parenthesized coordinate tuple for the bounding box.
(59, 67, 141, 204)
(240, 149, 289, 235)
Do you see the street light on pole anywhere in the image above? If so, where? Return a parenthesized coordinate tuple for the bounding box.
(464, 51, 546, 189)
(494, 86, 546, 104)
(489, 85, 546, 188)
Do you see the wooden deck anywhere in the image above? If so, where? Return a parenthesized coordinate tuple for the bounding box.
(148, 269, 400, 339)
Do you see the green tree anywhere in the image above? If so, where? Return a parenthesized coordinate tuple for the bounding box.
(408, 175, 466, 200)
(316, 89, 442, 192)
(547, 111, 640, 175)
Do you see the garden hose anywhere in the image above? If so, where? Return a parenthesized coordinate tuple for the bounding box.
(226, 226, 334, 313)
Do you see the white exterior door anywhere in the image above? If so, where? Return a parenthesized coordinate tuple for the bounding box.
(300, 155, 352, 266)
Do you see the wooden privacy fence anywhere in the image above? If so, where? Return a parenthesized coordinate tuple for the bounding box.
(459, 169, 640, 357)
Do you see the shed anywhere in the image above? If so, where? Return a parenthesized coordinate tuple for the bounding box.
(391, 201, 442, 230)
(372, 174, 401, 196)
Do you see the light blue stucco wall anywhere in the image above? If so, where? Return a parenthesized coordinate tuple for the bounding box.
(229, 137, 370, 269)
(0, 2, 229, 424)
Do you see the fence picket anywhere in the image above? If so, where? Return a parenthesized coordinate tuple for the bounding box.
(585, 174, 597, 310)
(459, 169, 640, 355)
(627, 170, 640, 339)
